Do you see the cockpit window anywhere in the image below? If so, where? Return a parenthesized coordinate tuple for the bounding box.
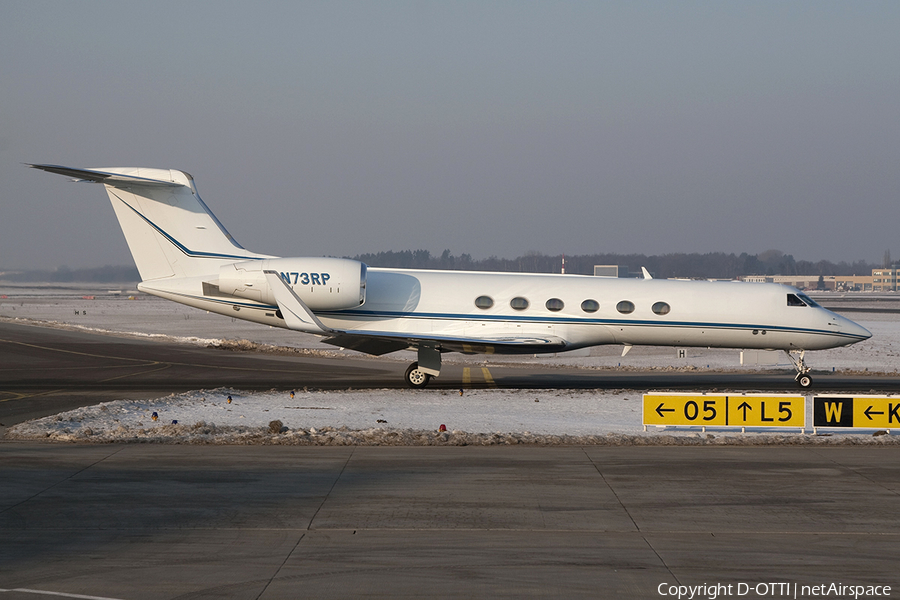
(797, 293, 820, 307)
(787, 293, 808, 307)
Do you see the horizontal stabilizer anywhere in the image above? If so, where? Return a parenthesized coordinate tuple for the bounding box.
(28, 164, 184, 188)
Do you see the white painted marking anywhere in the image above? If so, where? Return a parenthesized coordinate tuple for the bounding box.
(1, 588, 126, 600)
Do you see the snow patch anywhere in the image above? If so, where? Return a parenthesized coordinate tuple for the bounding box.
(7, 388, 898, 446)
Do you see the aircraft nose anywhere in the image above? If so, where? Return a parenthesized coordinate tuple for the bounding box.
(837, 314, 872, 341)
(851, 320, 872, 340)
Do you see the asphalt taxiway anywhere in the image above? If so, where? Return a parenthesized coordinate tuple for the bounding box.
(3, 321, 900, 598)
(3, 321, 900, 431)
(3, 444, 900, 599)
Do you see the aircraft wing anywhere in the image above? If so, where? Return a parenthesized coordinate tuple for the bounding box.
(320, 330, 569, 356)
(318, 335, 411, 356)
(265, 268, 569, 355)
(263, 271, 341, 335)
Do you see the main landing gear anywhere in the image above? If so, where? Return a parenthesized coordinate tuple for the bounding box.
(785, 350, 813, 389)
(405, 344, 442, 388)
(405, 362, 431, 389)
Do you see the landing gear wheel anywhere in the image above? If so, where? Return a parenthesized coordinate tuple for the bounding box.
(785, 350, 814, 390)
(405, 362, 431, 389)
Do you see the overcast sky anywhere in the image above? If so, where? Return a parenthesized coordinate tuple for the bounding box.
(2, 1, 898, 270)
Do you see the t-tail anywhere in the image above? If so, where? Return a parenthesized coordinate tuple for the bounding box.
(28, 164, 270, 280)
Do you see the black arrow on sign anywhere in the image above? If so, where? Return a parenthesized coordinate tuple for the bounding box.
(656, 403, 675, 418)
(737, 401, 752, 420)
(864, 406, 884, 420)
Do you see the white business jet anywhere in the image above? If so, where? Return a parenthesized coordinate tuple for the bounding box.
(31, 164, 871, 389)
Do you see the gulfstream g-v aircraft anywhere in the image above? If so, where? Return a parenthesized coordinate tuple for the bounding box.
(31, 164, 871, 389)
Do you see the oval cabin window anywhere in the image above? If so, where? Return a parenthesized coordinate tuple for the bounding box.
(651, 302, 671, 315)
(545, 298, 564, 312)
(581, 299, 600, 313)
(510, 297, 529, 311)
(616, 300, 635, 314)
(474, 295, 494, 309)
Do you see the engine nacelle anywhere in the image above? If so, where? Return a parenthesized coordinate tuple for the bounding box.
(217, 257, 366, 310)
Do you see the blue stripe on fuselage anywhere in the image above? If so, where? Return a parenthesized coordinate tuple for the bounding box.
(318, 308, 867, 341)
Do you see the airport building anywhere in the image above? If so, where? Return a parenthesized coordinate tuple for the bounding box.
(836, 275, 876, 291)
(741, 275, 837, 289)
(596, 265, 891, 291)
(593, 265, 639, 278)
(872, 268, 899, 291)
(741, 270, 893, 292)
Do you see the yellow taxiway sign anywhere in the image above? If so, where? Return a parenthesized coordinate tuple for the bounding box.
(644, 394, 805, 428)
(814, 396, 900, 428)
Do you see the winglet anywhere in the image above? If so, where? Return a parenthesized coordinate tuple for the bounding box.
(263, 270, 337, 335)
(641, 267, 653, 280)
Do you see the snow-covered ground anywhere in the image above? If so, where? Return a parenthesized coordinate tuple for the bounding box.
(5, 386, 899, 445)
(3, 283, 899, 445)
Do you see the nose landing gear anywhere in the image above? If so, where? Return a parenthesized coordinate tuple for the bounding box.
(785, 350, 813, 388)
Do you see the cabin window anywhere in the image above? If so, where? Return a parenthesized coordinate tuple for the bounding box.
(474, 295, 494, 309)
(651, 301, 670, 315)
(545, 298, 564, 312)
(581, 299, 600, 313)
(786, 294, 808, 307)
(617, 300, 635, 314)
(510, 297, 529, 311)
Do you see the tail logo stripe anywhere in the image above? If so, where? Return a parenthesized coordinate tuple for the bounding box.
(111, 192, 261, 262)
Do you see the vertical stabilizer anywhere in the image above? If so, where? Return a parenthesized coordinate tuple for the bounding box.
(30, 165, 269, 280)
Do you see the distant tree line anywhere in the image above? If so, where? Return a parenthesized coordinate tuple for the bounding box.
(0, 265, 141, 283)
(351, 249, 877, 280)
(1, 250, 879, 282)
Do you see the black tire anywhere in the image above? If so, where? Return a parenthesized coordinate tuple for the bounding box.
(405, 362, 431, 389)
(798, 374, 813, 388)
